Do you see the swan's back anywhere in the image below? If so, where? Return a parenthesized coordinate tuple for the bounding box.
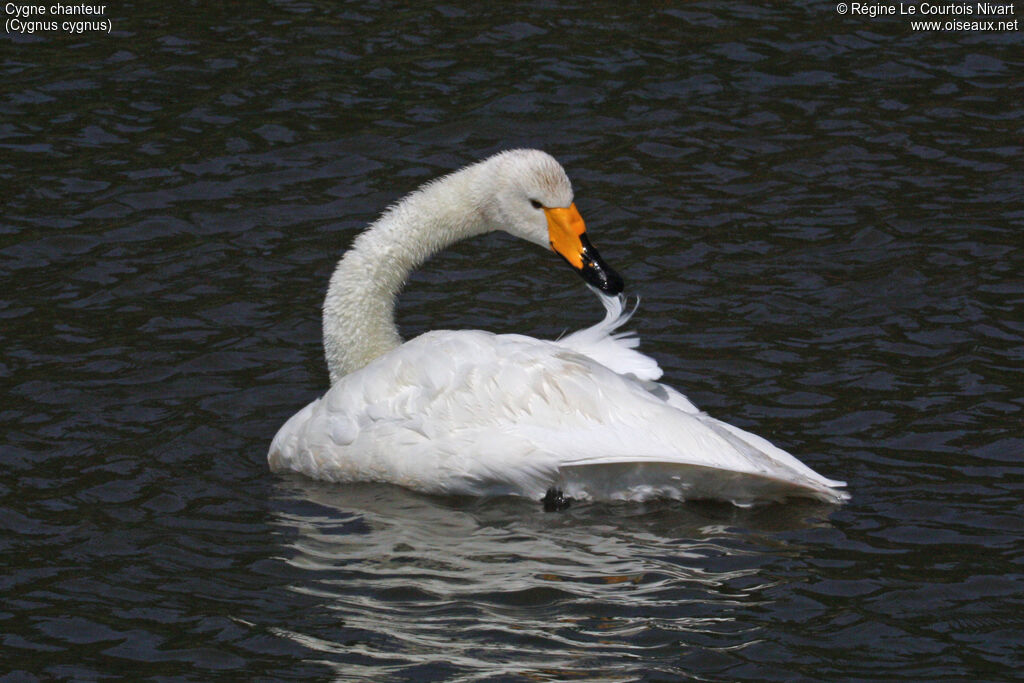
(269, 301, 848, 505)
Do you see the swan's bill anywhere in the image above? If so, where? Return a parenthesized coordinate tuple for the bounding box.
(544, 203, 624, 295)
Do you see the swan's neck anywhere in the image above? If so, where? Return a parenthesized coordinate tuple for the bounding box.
(323, 166, 490, 383)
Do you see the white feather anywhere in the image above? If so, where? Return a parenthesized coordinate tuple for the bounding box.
(556, 290, 663, 382)
(269, 150, 849, 506)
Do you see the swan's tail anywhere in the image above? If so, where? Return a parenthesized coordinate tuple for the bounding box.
(556, 459, 848, 506)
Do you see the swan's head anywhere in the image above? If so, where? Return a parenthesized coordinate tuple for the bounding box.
(482, 149, 624, 295)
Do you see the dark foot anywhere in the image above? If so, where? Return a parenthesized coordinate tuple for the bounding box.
(542, 487, 571, 512)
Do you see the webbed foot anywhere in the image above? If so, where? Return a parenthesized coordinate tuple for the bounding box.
(542, 487, 571, 512)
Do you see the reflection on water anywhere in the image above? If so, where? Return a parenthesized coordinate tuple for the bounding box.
(270, 478, 834, 680)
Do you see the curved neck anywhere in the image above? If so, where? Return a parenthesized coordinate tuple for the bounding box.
(323, 165, 490, 383)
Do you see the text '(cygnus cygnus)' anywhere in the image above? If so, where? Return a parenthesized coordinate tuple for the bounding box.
(268, 150, 849, 506)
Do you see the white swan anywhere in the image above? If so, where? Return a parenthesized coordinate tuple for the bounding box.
(269, 149, 849, 506)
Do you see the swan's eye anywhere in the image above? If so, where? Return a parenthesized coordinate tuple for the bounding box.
(530, 199, 543, 210)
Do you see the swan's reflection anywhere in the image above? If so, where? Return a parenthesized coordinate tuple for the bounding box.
(268, 476, 834, 680)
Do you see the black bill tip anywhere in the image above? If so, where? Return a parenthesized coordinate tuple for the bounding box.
(578, 234, 624, 295)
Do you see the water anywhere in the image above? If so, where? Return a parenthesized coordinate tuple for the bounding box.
(2, 1, 1022, 680)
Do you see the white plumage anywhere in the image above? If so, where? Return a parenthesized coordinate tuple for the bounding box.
(269, 150, 849, 506)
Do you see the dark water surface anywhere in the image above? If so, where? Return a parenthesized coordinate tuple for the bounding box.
(3, 1, 1022, 680)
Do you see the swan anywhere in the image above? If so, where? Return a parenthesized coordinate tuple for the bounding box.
(268, 149, 849, 506)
